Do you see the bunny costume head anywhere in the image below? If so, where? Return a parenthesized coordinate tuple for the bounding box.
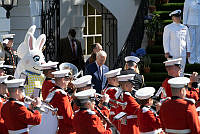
(14, 25, 46, 78)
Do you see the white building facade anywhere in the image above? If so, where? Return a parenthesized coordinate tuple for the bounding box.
(0, 0, 141, 67)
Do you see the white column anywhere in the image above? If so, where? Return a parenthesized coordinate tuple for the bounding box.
(0, 7, 10, 41)
(10, 0, 42, 50)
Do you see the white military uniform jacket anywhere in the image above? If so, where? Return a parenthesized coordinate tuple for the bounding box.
(183, 0, 200, 25)
(163, 22, 190, 58)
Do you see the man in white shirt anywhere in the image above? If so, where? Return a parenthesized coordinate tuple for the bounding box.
(163, 10, 190, 76)
(183, 0, 200, 64)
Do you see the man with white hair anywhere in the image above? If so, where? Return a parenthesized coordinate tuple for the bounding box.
(85, 50, 109, 93)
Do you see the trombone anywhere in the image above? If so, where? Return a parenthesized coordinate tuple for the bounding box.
(24, 96, 58, 113)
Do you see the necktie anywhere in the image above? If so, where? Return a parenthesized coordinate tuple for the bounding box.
(71, 39, 76, 57)
(98, 66, 102, 79)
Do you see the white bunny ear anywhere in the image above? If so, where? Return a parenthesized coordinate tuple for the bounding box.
(27, 33, 35, 51)
(36, 34, 46, 50)
(27, 25, 36, 35)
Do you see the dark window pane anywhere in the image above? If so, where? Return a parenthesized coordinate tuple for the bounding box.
(96, 9, 101, 15)
(88, 17, 95, 34)
(88, 4, 95, 15)
(95, 36, 102, 44)
(83, 4, 87, 16)
(87, 37, 93, 54)
(96, 17, 102, 34)
(83, 17, 87, 35)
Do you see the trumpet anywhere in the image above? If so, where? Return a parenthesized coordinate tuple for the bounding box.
(24, 96, 58, 113)
(95, 93, 127, 107)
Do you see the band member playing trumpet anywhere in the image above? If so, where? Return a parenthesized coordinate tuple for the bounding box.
(45, 70, 75, 134)
(41, 61, 58, 100)
(0, 76, 9, 134)
(135, 87, 162, 134)
(116, 73, 140, 134)
(1, 79, 42, 134)
(160, 77, 200, 133)
(162, 58, 199, 101)
(73, 89, 116, 134)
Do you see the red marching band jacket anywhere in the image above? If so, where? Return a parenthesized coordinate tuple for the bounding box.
(102, 86, 123, 130)
(45, 86, 75, 134)
(1, 99, 41, 134)
(73, 109, 112, 134)
(162, 77, 199, 101)
(119, 91, 140, 134)
(41, 78, 56, 100)
(160, 97, 200, 134)
(0, 97, 8, 134)
(137, 106, 162, 133)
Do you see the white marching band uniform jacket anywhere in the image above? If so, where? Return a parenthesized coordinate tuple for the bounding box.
(163, 22, 191, 58)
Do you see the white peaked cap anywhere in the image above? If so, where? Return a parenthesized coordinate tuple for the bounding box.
(169, 10, 181, 16)
(135, 87, 155, 100)
(72, 75, 92, 88)
(168, 77, 190, 88)
(75, 89, 96, 100)
(0, 75, 9, 83)
(2, 39, 9, 44)
(117, 74, 135, 82)
(5, 79, 25, 88)
(2, 34, 15, 40)
(163, 58, 182, 66)
(104, 68, 122, 78)
(125, 56, 140, 63)
(40, 61, 58, 70)
(0, 61, 4, 68)
(52, 70, 71, 78)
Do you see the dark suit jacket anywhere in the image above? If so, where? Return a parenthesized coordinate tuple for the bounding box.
(60, 37, 85, 71)
(120, 69, 144, 90)
(85, 62, 109, 93)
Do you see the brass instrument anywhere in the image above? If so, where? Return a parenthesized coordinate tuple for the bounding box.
(94, 105, 120, 134)
(24, 96, 58, 113)
(95, 93, 127, 107)
(184, 73, 200, 83)
(59, 62, 79, 78)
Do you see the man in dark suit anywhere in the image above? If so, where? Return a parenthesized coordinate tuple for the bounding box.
(59, 29, 85, 71)
(85, 50, 109, 93)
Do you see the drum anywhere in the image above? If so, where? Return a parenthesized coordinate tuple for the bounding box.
(29, 103, 58, 134)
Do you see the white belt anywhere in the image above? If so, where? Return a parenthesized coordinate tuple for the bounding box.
(8, 128, 29, 134)
(165, 129, 191, 133)
(110, 111, 115, 115)
(127, 115, 137, 119)
(57, 116, 63, 119)
(140, 128, 163, 134)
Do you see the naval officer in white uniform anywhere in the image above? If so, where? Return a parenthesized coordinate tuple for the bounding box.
(183, 0, 200, 64)
(163, 10, 191, 76)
